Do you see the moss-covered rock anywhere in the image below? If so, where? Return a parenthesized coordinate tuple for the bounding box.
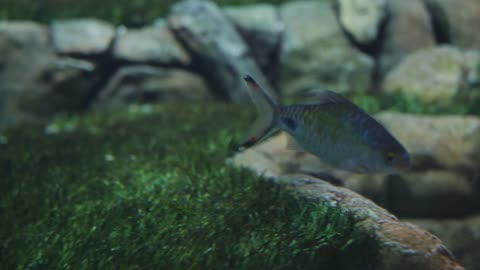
(0, 103, 377, 269)
(233, 137, 465, 269)
(408, 216, 480, 270)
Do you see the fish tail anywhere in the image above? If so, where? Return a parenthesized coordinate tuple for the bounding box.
(237, 75, 280, 150)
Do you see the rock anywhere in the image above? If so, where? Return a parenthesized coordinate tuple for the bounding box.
(276, 175, 464, 270)
(0, 21, 49, 51)
(376, 112, 480, 172)
(383, 171, 477, 218)
(233, 135, 465, 267)
(113, 20, 191, 66)
(335, 0, 389, 45)
(279, 0, 374, 98)
(378, 0, 436, 77)
(13, 57, 98, 116)
(423, 0, 480, 48)
(51, 18, 115, 55)
(168, 0, 276, 102)
(0, 22, 51, 129)
(383, 46, 480, 104)
(354, 113, 480, 217)
(0, 22, 99, 130)
(342, 173, 388, 203)
(354, 113, 480, 215)
(224, 4, 284, 85)
(92, 66, 213, 108)
(0, 22, 51, 90)
(408, 216, 480, 270)
(0, 89, 24, 131)
(343, 170, 478, 218)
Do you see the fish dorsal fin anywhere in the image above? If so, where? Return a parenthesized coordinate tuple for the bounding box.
(303, 89, 352, 106)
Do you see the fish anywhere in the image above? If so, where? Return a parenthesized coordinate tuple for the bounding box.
(238, 75, 410, 173)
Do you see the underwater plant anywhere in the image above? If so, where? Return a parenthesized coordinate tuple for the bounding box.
(0, 104, 376, 269)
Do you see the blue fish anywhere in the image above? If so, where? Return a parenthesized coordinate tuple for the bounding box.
(239, 75, 410, 173)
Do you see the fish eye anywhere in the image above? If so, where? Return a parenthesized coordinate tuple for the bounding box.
(386, 152, 395, 162)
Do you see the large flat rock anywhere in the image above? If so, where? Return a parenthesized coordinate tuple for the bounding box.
(274, 175, 464, 270)
(51, 18, 115, 55)
(408, 216, 480, 270)
(113, 20, 191, 66)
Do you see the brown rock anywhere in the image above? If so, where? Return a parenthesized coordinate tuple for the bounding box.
(277, 175, 464, 270)
(232, 123, 466, 267)
(408, 216, 480, 270)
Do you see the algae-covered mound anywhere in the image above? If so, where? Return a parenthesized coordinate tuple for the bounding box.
(0, 103, 376, 269)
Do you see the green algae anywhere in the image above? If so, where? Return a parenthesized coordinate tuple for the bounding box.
(0, 103, 376, 269)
